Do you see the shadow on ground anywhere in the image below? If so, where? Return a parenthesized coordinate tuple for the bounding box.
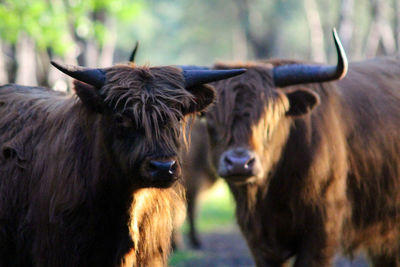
(170, 224, 254, 267)
(170, 224, 371, 267)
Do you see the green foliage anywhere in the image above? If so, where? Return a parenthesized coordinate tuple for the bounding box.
(1, 0, 388, 65)
(0, 0, 145, 55)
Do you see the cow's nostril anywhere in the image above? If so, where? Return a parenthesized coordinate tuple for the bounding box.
(220, 148, 259, 178)
(149, 160, 175, 173)
(169, 161, 177, 175)
(224, 156, 233, 166)
(245, 157, 255, 169)
(144, 158, 181, 186)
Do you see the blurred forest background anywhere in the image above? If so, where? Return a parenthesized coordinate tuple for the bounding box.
(0, 1, 395, 265)
(0, 0, 398, 91)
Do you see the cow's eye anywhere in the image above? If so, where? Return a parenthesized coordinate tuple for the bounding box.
(114, 114, 132, 128)
(115, 114, 124, 124)
(242, 112, 250, 119)
(206, 120, 218, 144)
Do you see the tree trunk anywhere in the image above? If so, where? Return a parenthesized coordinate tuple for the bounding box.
(36, 50, 51, 87)
(234, 0, 277, 59)
(0, 40, 8, 84)
(15, 34, 38, 86)
(303, 0, 327, 63)
(84, 39, 99, 67)
(365, 0, 395, 57)
(338, 0, 354, 55)
(6, 44, 17, 83)
(231, 25, 248, 61)
(394, 0, 400, 54)
(98, 18, 116, 67)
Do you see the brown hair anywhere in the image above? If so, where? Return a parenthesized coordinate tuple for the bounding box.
(205, 58, 400, 266)
(0, 64, 215, 266)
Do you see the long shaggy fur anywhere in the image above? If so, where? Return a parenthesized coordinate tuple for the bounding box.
(0, 65, 211, 266)
(206, 58, 400, 266)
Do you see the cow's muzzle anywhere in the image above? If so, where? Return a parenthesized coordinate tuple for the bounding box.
(141, 156, 181, 188)
(218, 148, 260, 182)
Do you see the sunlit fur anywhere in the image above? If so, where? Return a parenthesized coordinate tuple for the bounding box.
(206, 58, 400, 266)
(0, 65, 214, 266)
(123, 186, 185, 266)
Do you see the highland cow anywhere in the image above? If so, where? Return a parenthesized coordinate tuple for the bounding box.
(206, 30, 400, 266)
(0, 61, 244, 266)
(126, 45, 218, 249)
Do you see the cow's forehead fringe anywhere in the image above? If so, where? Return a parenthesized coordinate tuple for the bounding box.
(101, 65, 194, 142)
(208, 64, 287, 146)
(212, 64, 275, 96)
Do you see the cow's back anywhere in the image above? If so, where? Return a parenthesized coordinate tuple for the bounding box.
(0, 85, 69, 143)
(336, 58, 400, 253)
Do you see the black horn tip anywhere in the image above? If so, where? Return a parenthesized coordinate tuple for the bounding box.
(50, 60, 65, 71)
(50, 60, 106, 88)
(129, 41, 139, 63)
(51, 61, 78, 73)
(183, 68, 246, 88)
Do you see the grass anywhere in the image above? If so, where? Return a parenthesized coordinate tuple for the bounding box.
(183, 179, 235, 233)
(168, 250, 203, 266)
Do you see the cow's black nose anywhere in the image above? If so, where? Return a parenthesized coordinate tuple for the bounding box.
(149, 160, 179, 179)
(223, 148, 256, 177)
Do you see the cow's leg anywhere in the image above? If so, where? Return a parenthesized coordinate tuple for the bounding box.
(171, 227, 183, 250)
(369, 252, 400, 267)
(293, 241, 335, 267)
(253, 255, 291, 267)
(257, 261, 290, 267)
(293, 218, 339, 267)
(186, 185, 201, 248)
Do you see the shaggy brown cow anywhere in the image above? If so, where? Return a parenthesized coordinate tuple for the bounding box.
(126, 46, 218, 249)
(206, 30, 400, 266)
(0, 61, 245, 266)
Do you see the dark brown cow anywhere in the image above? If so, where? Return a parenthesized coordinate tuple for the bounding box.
(0, 61, 245, 266)
(126, 46, 218, 249)
(206, 30, 400, 266)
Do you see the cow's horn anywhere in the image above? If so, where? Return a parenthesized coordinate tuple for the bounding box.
(129, 41, 139, 63)
(183, 69, 246, 88)
(273, 28, 348, 87)
(51, 61, 106, 88)
(178, 65, 209, 70)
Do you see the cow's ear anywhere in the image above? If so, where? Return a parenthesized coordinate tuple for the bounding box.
(73, 80, 104, 113)
(285, 88, 320, 116)
(184, 84, 216, 114)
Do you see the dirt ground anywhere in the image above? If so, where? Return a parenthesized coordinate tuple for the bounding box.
(171, 224, 370, 267)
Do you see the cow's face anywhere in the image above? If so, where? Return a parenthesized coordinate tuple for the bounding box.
(207, 64, 320, 184)
(52, 61, 244, 188)
(79, 66, 217, 188)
